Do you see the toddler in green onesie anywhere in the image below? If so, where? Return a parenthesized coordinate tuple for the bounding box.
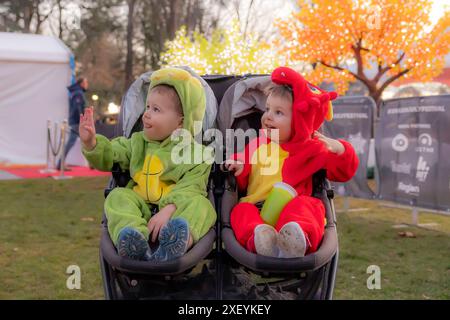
(79, 68, 216, 262)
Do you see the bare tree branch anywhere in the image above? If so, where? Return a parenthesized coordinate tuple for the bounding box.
(319, 60, 368, 85)
(243, 0, 254, 40)
(373, 52, 406, 83)
(378, 68, 411, 94)
(34, 0, 55, 34)
(124, 0, 137, 91)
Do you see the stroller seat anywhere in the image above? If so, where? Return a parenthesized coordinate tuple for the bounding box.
(101, 166, 217, 276)
(215, 76, 339, 300)
(221, 170, 338, 274)
(99, 67, 220, 299)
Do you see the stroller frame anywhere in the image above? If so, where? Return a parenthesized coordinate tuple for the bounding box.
(99, 74, 339, 300)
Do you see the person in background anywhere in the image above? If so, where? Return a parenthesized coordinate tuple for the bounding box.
(57, 77, 89, 171)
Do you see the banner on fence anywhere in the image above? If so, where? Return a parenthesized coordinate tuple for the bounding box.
(322, 96, 376, 199)
(376, 95, 450, 213)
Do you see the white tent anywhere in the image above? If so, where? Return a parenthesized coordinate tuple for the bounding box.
(0, 32, 86, 166)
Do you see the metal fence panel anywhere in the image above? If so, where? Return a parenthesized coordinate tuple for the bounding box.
(323, 96, 376, 199)
(376, 95, 450, 213)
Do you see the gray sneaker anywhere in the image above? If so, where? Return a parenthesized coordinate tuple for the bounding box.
(254, 224, 279, 257)
(278, 222, 307, 258)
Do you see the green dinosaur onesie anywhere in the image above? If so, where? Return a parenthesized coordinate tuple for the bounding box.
(82, 68, 216, 245)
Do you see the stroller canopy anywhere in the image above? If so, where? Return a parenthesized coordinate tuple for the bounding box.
(216, 76, 271, 134)
(119, 66, 218, 138)
(216, 75, 271, 155)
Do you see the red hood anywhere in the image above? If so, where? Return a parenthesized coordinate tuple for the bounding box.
(271, 67, 338, 149)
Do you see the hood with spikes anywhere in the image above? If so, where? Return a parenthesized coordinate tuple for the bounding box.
(271, 67, 338, 145)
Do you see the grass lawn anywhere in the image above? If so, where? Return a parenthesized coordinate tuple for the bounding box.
(334, 197, 450, 299)
(0, 177, 449, 299)
(0, 177, 108, 299)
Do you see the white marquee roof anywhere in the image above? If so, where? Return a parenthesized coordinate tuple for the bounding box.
(0, 32, 71, 64)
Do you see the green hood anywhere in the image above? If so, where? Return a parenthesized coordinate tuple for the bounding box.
(149, 68, 206, 136)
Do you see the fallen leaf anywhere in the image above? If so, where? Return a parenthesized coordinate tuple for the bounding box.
(398, 231, 416, 238)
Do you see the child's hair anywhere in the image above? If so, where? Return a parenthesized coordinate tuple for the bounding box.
(264, 82, 293, 103)
(76, 77, 86, 85)
(149, 84, 183, 115)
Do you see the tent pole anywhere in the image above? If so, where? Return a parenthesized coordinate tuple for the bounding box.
(53, 120, 72, 180)
(40, 120, 57, 174)
(52, 122, 58, 169)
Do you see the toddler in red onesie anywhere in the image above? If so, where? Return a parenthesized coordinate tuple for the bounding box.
(224, 67, 359, 258)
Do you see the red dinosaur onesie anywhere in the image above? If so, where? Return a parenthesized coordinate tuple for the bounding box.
(230, 67, 359, 255)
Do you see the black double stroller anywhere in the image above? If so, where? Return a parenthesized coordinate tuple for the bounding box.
(99, 67, 339, 300)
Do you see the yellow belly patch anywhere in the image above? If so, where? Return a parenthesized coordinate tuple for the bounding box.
(241, 142, 289, 204)
(133, 154, 173, 204)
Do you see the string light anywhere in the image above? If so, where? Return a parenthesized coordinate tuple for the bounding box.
(160, 21, 284, 74)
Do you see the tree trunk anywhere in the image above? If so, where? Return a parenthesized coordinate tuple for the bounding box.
(168, 0, 181, 39)
(372, 91, 383, 112)
(124, 0, 137, 92)
(23, 4, 33, 33)
(185, 0, 192, 32)
(57, 0, 63, 39)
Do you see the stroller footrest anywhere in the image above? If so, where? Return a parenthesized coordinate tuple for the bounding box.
(100, 227, 216, 276)
(221, 225, 337, 274)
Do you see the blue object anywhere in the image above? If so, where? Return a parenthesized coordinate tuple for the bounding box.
(69, 54, 76, 85)
(148, 218, 189, 262)
(117, 227, 151, 261)
(67, 82, 86, 126)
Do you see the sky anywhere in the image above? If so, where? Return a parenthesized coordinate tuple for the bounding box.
(428, 0, 449, 28)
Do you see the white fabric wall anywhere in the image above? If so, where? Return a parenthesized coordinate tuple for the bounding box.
(65, 138, 89, 167)
(0, 61, 71, 164)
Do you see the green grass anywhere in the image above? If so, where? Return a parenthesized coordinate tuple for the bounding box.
(0, 177, 109, 299)
(334, 197, 450, 299)
(0, 177, 449, 299)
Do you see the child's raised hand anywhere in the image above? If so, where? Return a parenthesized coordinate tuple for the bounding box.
(79, 106, 97, 151)
(313, 131, 345, 155)
(223, 159, 244, 176)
